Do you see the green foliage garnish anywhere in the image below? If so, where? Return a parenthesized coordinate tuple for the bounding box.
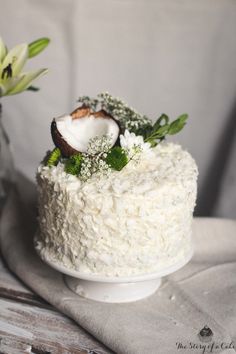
(28, 38, 50, 58)
(168, 114, 188, 135)
(49, 94, 189, 181)
(77, 93, 188, 145)
(144, 113, 188, 147)
(152, 114, 169, 131)
(46, 148, 61, 167)
(65, 154, 83, 175)
(106, 147, 128, 171)
(134, 122, 153, 140)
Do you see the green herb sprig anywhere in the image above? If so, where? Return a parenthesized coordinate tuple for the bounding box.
(106, 146, 128, 171)
(46, 94, 189, 180)
(144, 114, 188, 147)
(46, 148, 61, 167)
(77, 93, 188, 146)
(65, 154, 83, 175)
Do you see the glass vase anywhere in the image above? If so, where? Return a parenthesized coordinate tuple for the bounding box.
(0, 103, 15, 214)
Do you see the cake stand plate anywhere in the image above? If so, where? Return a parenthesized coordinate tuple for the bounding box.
(35, 238, 193, 303)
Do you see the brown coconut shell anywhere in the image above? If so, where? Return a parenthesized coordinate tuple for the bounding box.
(71, 105, 91, 120)
(51, 105, 121, 157)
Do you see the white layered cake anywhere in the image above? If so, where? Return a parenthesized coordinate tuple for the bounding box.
(36, 93, 198, 277)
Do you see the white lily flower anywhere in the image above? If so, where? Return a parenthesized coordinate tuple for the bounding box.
(0, 37, 7, 63)
(7, 69, 48, 96)
(120, 129, 152, 157)
(1, 43, 28, 77)
(0, 37, 49, 97)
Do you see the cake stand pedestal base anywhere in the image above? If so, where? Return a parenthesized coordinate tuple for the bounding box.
(64, 276, 162, 303)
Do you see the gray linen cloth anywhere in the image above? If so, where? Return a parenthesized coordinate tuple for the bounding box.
(0, 190, 236, 354)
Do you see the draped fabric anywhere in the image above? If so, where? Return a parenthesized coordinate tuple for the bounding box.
(1, 0, 236, 217)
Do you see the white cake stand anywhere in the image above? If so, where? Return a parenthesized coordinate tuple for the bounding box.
(35, 238, 193, 303)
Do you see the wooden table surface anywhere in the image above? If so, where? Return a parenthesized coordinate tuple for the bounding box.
(0, 253, 112, 354)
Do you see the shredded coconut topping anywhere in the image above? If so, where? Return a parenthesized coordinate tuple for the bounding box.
(36, 142, 198, 277)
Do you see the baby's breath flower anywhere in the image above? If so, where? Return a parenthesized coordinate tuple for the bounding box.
(79, 155, 92, 181)
(78, 135, 112, 181)
(98, 92, 151, 132)
(77, 92, 152, 133)
(96, 159, 111, 178)
(86, 135, 112, 156)
(79, 155, 111, 181)
(77, 96, 99, 111)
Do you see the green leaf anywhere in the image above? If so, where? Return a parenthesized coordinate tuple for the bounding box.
(65, 154, 83, 175)
(46, 148, 61, 167)
(27, 85, 40, 91)
(106, 147, 128, 171)
(168, 114, 188, 135)
(28, 38, 50, 58)
(143, 114, 170, 145)
(154, 124, 170, 137)
(135, 123, 153, 139)
(153, 114, 169, 131)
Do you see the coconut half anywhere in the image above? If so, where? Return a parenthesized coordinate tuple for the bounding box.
(51, 106, 120, 157)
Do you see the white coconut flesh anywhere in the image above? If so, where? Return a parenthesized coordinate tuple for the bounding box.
(55, 115, 119, 153)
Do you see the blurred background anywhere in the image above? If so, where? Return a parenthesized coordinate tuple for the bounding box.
(0, 0, 235, 218)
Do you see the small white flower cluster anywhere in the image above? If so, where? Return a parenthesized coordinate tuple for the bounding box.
(80, 155, 111, 182)
(120, 130, 152, 161)
(79, 135, 112, 181)
(79, 130, 152, 181)
(99, 92, 152, 132)
(86, 135, 112, 156)
(77, 96, 99, 111)
(77, 93, 152, 132)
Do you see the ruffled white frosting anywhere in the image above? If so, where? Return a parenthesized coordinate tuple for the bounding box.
(36, 142, 198, 277)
